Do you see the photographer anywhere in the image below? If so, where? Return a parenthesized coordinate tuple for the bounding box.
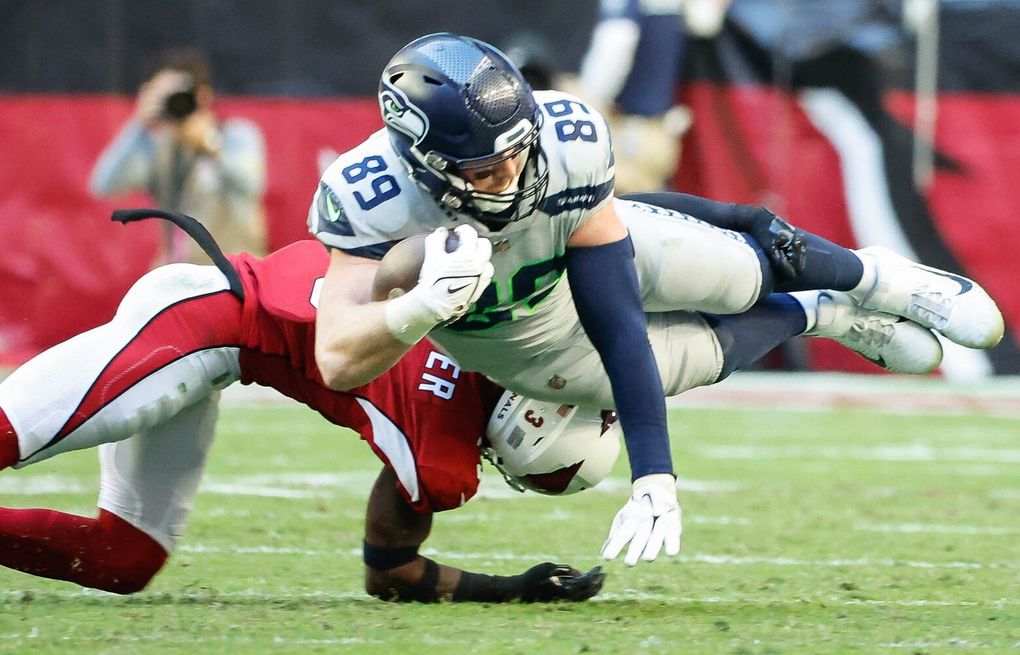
(90, 49, 266, 263)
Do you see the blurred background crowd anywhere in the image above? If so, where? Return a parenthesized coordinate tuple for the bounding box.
(1, 0, 1017, 379)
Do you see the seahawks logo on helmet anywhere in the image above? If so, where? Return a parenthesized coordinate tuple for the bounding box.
(379, 82, 429, 146)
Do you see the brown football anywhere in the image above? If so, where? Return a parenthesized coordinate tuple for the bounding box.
(371, 231, 460, 302)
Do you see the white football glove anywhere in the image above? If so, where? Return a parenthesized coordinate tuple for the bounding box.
(600, 474, 682, 566)
(385, 225, 494, 344)
(417, 225, 494, 318)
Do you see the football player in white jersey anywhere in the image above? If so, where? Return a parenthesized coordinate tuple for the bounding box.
(309, 33, 1003, 568)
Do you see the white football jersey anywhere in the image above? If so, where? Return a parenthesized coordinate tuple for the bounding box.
(309, 90, 616, 379)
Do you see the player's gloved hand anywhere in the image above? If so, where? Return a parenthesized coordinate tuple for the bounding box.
(753, 211, 807, 280)
(601, 473, 682, 566)
(416, 225, 494, 320)
(385, 225, 494, 344)
(518, 563, 606, 602)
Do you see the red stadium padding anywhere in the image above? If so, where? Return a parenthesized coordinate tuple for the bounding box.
(676, 82, 1020, 374)
(1, 90, 1018, 373)
(0, 94, 379, 365)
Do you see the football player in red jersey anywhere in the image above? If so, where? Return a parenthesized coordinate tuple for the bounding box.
(0, 213, 603, 602)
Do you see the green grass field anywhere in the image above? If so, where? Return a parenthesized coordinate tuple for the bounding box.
(1, 377, 1019, 654)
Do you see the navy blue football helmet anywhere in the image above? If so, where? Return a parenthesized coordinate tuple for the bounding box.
(379, 33, 549, 226)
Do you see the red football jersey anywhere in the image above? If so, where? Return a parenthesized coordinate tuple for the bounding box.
(228, 241, 503, 511)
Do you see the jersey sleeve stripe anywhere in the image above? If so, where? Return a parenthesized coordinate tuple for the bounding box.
(539, 179, 615, 216)
(336, 240, 402, 260)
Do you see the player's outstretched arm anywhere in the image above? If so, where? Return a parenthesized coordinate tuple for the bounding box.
(566, 202, 683, 566)
(362, 468, 604, 603)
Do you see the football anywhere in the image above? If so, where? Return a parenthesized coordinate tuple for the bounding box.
(371, 230, 459, 301)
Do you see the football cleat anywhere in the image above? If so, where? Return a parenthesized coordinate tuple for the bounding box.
(850, 247, 1004, 349)
(794, 290, 943, 374)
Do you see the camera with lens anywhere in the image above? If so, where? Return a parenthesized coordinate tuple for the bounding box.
(162, 76, 198, 122)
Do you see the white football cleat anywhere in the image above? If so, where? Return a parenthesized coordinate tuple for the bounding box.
(850, 247, 1004, 349)
(793, 290, 943, 374)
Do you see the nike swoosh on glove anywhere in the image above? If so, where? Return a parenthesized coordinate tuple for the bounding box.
(600, 473, 682, 566)
(416, 224, 494, 322)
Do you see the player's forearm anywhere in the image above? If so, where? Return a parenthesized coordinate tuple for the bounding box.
(214, 153, 264, 198)
(365, 557, 603, 603)
(314, 301, 411, 390)
(566, 236, 674, 478)
(365, 557, 521, 603)
(213, 124, 267, 197)
(89, 120, 155, 197)
(578, 18, 641, 107)
(362, 473, 603, 603)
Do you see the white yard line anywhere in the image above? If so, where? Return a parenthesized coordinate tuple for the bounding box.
(0, 471, 746, 498)
(675, 372, 1020, 416)
(7, 469, 1019, 511)
(2, 588, 1017, 610)
(200, 483, 330, 499)
(695, 444, 1020, 463)
(0, 630, 376, 646)
(217, 372, 1020, 417)
(855, 522, 1019, 536)
(0, 474, 88, 495)
(685, 553, 1006, 570)
(877, 639, 980, 650)
(594, 593, 1018, 607)
(169, 544, 1018, 571)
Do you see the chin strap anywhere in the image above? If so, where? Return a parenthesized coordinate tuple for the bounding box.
(111, 208, 245, 302)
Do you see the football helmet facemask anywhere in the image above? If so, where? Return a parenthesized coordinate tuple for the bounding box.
(483, 391, 621, 496)
(379, 32, 549, 227)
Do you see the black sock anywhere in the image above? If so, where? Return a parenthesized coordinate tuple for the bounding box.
(704, 294, 807, 380)
(774, 233, 864, 293)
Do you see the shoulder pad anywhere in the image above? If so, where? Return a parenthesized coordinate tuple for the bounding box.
(250, 241, 329, 323)
(308, 131, 442, 259)
(534, 90, 615, 216)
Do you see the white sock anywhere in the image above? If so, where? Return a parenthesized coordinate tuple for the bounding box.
(788, 291, 819, 334)
(850, 251, 879, 300)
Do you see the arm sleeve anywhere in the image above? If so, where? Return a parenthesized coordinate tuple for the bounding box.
(89, 120, 156, 197)
(577, 18, 641, 108)
(566, 235, 673, 479)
